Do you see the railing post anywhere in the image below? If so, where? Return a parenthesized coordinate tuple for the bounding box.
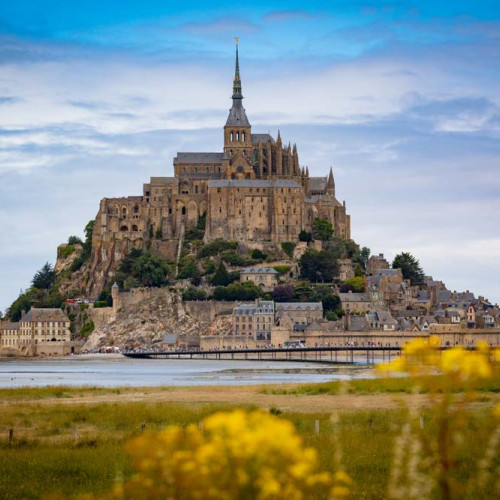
(315, 419, 320, 435)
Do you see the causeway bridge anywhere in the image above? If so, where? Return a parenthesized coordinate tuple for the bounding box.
(123, 346, 403, 365)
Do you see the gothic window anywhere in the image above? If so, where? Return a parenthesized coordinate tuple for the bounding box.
(236, 131, 240, 141)
(133, 205, 139, 214)
(195, 185, 198, 194)
(181, 206, 186, 215)
(242, 132, 246, 141)
(132, 225, 138, 231)
(230, 132, 234, 141)
(120, 225, 128, 231)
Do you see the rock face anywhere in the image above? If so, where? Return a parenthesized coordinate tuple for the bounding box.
(84, 289, 232, 350)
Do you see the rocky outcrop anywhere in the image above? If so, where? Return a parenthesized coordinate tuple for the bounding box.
(84, 289, 232, 350)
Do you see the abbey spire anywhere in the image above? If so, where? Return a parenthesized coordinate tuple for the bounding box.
(225, 38, 250, 128)
(326, 167, 335, 195)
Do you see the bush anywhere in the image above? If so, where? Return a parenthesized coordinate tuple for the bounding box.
(281, 242, 296, 258)
(80, 321, 95, 337)
(299, 230, 312, 242)
(220, 250, 254, 266)
(212, 282, 261, 301)
(184, 227, 204, 242)
(182, 287, 207, 301)
(58, 245, 75, 259)
(340, 276, 365, 293)
(198, 239, 238, 258)
(272, 285, 296, 302)
(155, 227, 163, 240)
(93, 301, 108, 308)
(67, 235, 83, 245)
(211, 261, 230, 286)
(70, 257, 84, 272)
(312, 218, 333, 241)
(273, 265, 291, 275)
(249, 248, 267, 260)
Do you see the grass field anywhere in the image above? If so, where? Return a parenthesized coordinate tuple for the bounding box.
(0, 379, 499, 499)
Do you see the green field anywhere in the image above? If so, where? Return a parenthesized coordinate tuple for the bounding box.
(0, 381, 499, 499)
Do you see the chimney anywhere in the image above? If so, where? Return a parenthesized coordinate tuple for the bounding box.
(21, 310, 26, 318)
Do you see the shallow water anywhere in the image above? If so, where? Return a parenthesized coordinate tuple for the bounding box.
(0, 355, 373, 387)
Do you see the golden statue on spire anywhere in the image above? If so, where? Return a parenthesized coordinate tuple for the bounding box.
(235, 37, 239, 45)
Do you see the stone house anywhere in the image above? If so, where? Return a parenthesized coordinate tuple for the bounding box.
(240, 267, 279, 290)
(466, 305, 476, 328)
(274, 302, 323, 327)
(339, 291, 371, 313)
(19, 308, 71, 346)
(366, 309, 397, 331)
(366, 253, 390, 276)
(0, 322, 20, 350)
(232, 300, 274, 341)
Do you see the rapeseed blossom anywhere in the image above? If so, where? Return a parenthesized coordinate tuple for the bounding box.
(108, 409, 350, 500)
(378, 336, 495, 383)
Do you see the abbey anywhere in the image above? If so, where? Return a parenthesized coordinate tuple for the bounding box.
(90, 43, 350, 291)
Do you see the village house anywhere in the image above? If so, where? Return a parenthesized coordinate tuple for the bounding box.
(0, 322, 20, 350)
(366, 309, 397, 331)
(240, 267, 279, 290)
(339, 291, 371, 314)
(19, 308, 71, 345)
(232, 300, 274, 341)
(366, 253, 390, 276)
(274, 302, 323, 328)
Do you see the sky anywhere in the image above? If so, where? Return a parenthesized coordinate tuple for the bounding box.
(0, 0, 499, 313)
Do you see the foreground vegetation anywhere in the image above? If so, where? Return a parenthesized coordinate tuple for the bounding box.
(0, 398, 497, 499)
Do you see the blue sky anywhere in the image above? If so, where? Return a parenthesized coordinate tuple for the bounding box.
(0, 0, 499, 312)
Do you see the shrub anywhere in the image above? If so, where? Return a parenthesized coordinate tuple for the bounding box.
(58, 245, 75, 259)
(182, 287, 207, 301)
(155, 227, 163, 240)
(93, 301, 108, 308)
(80, 321, 94, 337)
(67, 235, 83, 245)
(110, 410, 350, 499)
(220, 250, 254, 266)
(312, 218, 333, 241)
(298, 230, 312, 242)
(340, 276, 365, 293)
(249, 248, 267, 260)
(211, 261, 230, 286)
(299, 249, 339, 282)
(198, 239, 238, 258)
(281, 241, 296, 258)
(212, 282, 261, 301)
(272, 265, 291, 275)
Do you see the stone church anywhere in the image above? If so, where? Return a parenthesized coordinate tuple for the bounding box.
(89, 43, 351, 292)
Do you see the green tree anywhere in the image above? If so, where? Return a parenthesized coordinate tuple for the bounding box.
(298, 230, 312, 242)
(81, 220, 94, 260)
(281, 242, 296, 258)
(211, 261, 230, 286)
(342, 276, 365, 292)
(32, 262, 56, 290)
(182, 286, 207, 301)
(67, 235, 83, 245)
(392, 252, 425, 285)
(6, 288, 39, 321)
(132, 252, 171, 287)
(359, 247, 371, 267)
(272, 285, 296, 302)
(325, 235, 347, 259)
(299, 249, 339, 282)
(354, 265, 364, 277)
(312, 218, 334, 241)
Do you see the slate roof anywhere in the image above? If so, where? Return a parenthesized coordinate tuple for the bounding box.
(339, 292, 371, 303)
(309, 177, 326, 192)
(241, 267, 279, 275)
(251, 133, 275, 144)
(225, 100, 251, 127)
(376, 269, 399, 277)
(2, 322, 19, 330)
(20, 308, 68, 323)
(173, 152, 224, 164)
(347, 315, 369, 331)
(276, 302, 323, 311)
(208, 179, 302, 189)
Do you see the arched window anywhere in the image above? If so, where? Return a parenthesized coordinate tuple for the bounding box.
(133, 205, 139, 214)
(242, 132, 246, 142)
(230, 132, 233, 141)
(132, 225, 138, 231)
(120, 225, 128, 231)
(181, 206, 186, 215)
(122, 207, 127, 215)
(236, 131, 240, 141)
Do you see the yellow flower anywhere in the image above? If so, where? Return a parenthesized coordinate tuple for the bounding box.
(110, 410, 348, 500)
